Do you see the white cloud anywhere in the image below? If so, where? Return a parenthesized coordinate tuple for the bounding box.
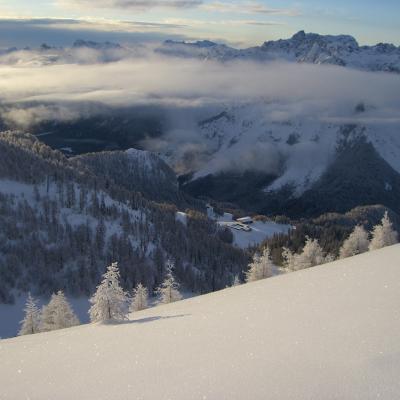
(58, 0, 203, 10)
(202, 1, 300, 16)
(0, 55, 398, 118)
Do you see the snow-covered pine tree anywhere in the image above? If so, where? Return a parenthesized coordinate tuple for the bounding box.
(89, 262, 129, 322)
(283, 237, 333, 272)
(246, 247, 275, 283)
(339, 225, 370, 259)
(299, 237, 328, 270)
(40, 291, 80, 332)
(232, 275, 241, 286)
(18, 293, 41, 336)
(295, 237, 326, 270)
(130, 283, 149, 312)
(369, 212, 399, 251)
(156, 261, 182, 304)
(282, 247, 295, 271)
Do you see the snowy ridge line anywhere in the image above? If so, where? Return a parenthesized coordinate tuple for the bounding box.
(1, 31, 399, 73)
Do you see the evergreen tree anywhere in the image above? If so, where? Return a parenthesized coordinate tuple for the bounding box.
(339, 225, 370, 259)
(246, 247, 275, 283)
(130, 283, 149, 312)
(369, 212, 398, 251)
(89, 262, 128, 322)
(232, 275, 241, 286)
(156, 261, 182, 304)
(282, 247, 295, 271)
(295, 237, 326, 270)
(40, 291, 80, 332)
(283, 237, 332, 271)
(18, 293, 41, 336)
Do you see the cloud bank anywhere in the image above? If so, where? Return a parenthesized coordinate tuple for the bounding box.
(59, 0, 203, 10)
(1, 56, 398, 106)
(0, 52, 399, 176)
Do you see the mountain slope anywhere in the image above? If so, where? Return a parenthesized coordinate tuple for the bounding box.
(286, 137, 400, 217)
(1, 245, 400, 400)
(0, 131, 248, 305)
(180, 103, 400, 217)
(71, 148, 192, 206)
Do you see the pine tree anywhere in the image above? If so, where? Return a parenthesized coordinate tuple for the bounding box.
(40, 291, 80, 332)
(18, 293, 41, 336)
(156, 261, 182, 304)
(369, 212, 399, 251)
(283, 237, 332, 272)
(232, 275, 241, 286)
(282, 247, 295, 271)
(296, 237, 328, 270)
(246, 247, 275, 283)
(130, 283, 149, 312)
(89, 262, 128, 322)
(339, 225, 370, 259)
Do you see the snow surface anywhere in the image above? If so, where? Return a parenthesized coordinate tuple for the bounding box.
(219, 219, 291, 248)
(1, 245, 400, 399)
(176, 211, 188, 226)
(214, 212, 291, 248)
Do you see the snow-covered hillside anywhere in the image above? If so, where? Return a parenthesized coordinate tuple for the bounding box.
(173, 102, 400, 198)
(0, 131, 248, 313)
(1, 245, 399, 400)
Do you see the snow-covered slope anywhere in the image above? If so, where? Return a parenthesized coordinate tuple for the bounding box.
(157, 31, 400, 73)
(259, 31, 400, 73)
(0, 131, 248, 310)
(2, 245, 399, 400)
(215, 212, 291, 248)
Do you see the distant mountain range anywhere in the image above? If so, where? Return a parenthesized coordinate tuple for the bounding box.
(0, 31, 399, 73)
(158, 30, 400, 73)
(1, 31, 399, 219)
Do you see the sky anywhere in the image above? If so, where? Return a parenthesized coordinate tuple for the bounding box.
(0, 0, 399, 48)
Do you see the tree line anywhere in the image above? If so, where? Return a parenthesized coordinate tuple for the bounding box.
(19, 212, 398, 337)
(19, 260, 183, 335)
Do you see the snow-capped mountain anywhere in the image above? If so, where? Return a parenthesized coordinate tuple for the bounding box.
(72, 39, 123, 50)
(2, 245, 400, 399)
(177, 101, 400, 216)
(1, 31, 399, 73)
(157, 31, 400, 73)
(0, 40, 139, 66)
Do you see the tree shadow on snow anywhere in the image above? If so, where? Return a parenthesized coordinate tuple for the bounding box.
(102, 314, 190, 326)
(133, 314, 190, 324)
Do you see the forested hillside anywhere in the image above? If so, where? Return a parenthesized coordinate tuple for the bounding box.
(0, 131, 248, 304)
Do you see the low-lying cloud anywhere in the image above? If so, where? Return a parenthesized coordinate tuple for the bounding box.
(1, 56, 398, 106)
(0, 52, 399, 177)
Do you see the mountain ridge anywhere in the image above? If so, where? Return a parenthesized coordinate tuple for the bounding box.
(157, 30, 400, 73)
(1, 31, 399, 73)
